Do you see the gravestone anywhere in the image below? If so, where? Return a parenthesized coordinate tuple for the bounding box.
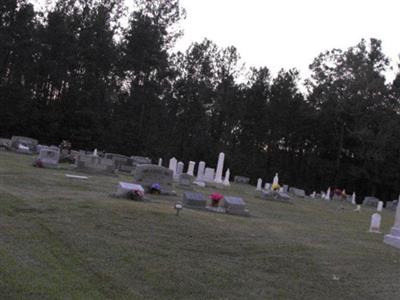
(256, 190, 274, 200)
(105, 153, 130, 170)
(384, 200, 400, 248)
(11, 136, 38, 154)
(214, 152, 225, 183)
(196, 161, 206, 181)
(116, 182, 144, 198)
(75, 154, 115, 173)
(169, 157, 178, 176)
(179, 173, 194, 189)
(131, 156, 151, 165)
(277, 191, 291, 201)
(283, 185, 289, 193)
(133, 165, 174, 194)
(223, 169, 230, 186)
(377, 201, 384, 212)
(223, 196, 249, 216)
(289, 187, 305, 198)
(256, 178, 262, 191)
(37, 148, 60, 168)
(256, 190, 291, 203)
(176, 162, 184, 176)
(387, 200, 398, 211)
(187, 161, 195, 176)
(233, 176, 250, 184)
(204, 168, 215, 183)
(369, 213, 381, 233)
(264, 183, 271, 190)
(182, 191, 207, 209)
(363, 196, 380, 207)
(0, 138, 11, 151)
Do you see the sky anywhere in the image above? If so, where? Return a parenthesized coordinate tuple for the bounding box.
(175, 0, 400, 81)
(33, 0, 400, 82)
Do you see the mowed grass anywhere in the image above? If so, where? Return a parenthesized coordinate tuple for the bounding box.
(0, 151, 399, 300)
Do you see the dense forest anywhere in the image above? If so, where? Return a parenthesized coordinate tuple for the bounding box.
(1, 0, 400, 201)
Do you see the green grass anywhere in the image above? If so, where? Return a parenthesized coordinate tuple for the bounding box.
(0, 151, 399, 299)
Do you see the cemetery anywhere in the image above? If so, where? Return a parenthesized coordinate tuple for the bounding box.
(0, 149, 399, 299)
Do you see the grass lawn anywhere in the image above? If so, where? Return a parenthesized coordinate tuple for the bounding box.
(0, 151, 399, 299)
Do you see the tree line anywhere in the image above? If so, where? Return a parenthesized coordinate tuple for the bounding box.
(1, 0, 400, 201)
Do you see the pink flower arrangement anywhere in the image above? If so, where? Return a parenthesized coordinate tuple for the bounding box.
(210, 192, 224, 207)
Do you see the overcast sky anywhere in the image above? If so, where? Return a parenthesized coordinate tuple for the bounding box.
(175, 0, 400, 81)
(33, 0, 400, 82)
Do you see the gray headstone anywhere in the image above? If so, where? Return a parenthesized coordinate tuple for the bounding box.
(363, 196, 380, 207)
(75, 154, 115, 173)
(133, 165, 174, 194)
(37, 148, 60, 168)
(105, 153, 130, 171)
(178, 173, 194, 189)
(234, 176, 250, 184)
(223, 196, 249, 216)
(289, 187, 305, 198)
(11, 136, 38, 154)
(182, 191, 207, 208)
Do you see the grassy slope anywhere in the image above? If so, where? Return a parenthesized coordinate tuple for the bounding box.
(0, 151, 399, 299)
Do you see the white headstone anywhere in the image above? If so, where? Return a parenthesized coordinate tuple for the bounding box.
(176, 162, 184, 176)
(196, 161, 206, 181)
(93, 149, 98, 156)
(256, 178, 262, 191)
(354, 205, 361, 212)
(377, 201, 384, 212)
(223, 169, 230, 186)
(214, 152, 225, 183)
(352, 192, 356, 205)
(311, 191, 316, 198)
(273, 173, 279, 185)
(169, 157, 177, 176)
(326, 187, 331, 200)
(158, 158, 163, 166)
(204, 168, 215, 183)
(187, 161, 195, 176)
(369, 213, 381, 233)
(264, 183, 271, 190)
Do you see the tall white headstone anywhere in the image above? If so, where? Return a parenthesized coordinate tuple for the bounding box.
(256, 178, 262, 191)
(93, 149, 98, 157)
(158, 158, 163, 166)
(377, 201, 384, 212)
(169, 157, 177, 176)
(383, 198, 400, 248)
(187, 161, 195, 176)
(351, 192, 356, 205)
(196, 161, 206, 181)
(223, 169, 230, 186)
(369, 213, 382, 233)
(273, 173, 279, 185)
(311, 191, 316, 198)
(325, 187, 331, 200)
(214, 152, 225, 183)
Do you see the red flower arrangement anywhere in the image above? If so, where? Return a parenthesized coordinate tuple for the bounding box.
(210, 192, 224, 207)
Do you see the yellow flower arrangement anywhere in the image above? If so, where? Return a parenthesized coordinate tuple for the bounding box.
(272, 183, 280, 191)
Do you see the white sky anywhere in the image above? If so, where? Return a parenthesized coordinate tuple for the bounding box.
(33, 0, 400, 82)
(176, 0, 400, 82)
